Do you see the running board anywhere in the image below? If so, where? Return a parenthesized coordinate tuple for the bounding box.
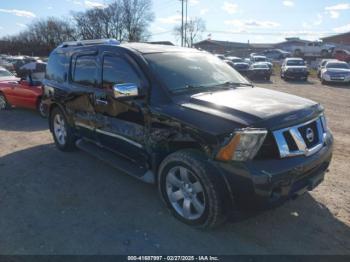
(76, 139, 155, 184)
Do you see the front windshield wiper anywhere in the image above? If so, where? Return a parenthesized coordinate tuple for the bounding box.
(171, 81, 254, 93)
(218, 81, 254, 87)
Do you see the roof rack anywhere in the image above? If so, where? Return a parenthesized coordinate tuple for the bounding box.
(59, 39, 120, 48)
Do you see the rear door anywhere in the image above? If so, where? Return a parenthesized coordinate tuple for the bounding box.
(67, 51, 99, 139)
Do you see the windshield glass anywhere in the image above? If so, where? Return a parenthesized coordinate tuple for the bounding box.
(231, 58, 243, 63)
(287, 60, 305, 66)
(253, 64, 268, 69)
(326, 63, 350, 69)
(254, 57, 266, 62)
(0, 69, 13, 77)
(146, 52, 249, 92)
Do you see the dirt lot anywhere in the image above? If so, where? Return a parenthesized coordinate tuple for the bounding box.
(0, 76, 349, 255)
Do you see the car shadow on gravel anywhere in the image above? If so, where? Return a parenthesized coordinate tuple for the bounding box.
(282, 79, 315, 85)
(0, 109, 48, 132)
(1, 144, 350, 254)
(322, 82, 350, 90)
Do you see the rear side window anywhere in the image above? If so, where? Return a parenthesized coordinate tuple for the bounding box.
(102, 56, 141, 90)
(72, 55, 97, 87)
(46, 52, 69, 83)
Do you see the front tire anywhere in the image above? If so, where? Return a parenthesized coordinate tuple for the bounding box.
(37, 98, 47, 118)
(158, 150, 226, 229)
(0, 93, 9, 110)
(50, 107, 76, 151)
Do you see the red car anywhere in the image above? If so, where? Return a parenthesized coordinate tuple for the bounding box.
(333, 49, 350, 62)
(0, 68, 46, 117)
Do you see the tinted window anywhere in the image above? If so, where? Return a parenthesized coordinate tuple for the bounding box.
(46, 52, 69, 83)
(102, 56, 141, 90)
(326, 63, 350, 69)
(286, 60, 305, 66)
(72, 55, 97, 87)
(254, 57, 266, 62)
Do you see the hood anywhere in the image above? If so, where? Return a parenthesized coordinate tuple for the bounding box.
(181, 87, 319, 128)
(233, 62, 249, 66)
(286, 65, 307, 69)
(325, 68, 350, 74)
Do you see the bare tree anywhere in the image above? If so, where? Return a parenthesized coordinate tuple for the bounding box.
(0, 17, 76, 56)
(122, 0, 154, 41)
(174, 17, 206, 47)
(0, 0, 154, 56)
(72, 0, 154, 41)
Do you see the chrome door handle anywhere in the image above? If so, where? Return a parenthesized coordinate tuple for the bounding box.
(96, 99, 108, 105)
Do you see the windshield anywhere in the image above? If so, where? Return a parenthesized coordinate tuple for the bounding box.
(254, 57, 266, 62)
(326, 63, 350, 69)
(146, 52, 249, 92)
(0, 69, 13, 77)
(231, 58, 243, 63)
(253, 64, 269, 69)
(286, 60, 305, 66)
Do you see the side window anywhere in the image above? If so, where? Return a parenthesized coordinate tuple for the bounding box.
(72, 55, 97, 88)
(46, 52, 69, 83)
(102, 55, 141, 90)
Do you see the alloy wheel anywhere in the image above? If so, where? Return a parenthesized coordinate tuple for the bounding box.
(166, 166, 206, 220)
(0, 95, 7, 110)
(53, 114, 67, 145)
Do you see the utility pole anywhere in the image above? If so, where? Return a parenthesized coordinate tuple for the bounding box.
(184, 0, 188, 47)
(181, 0, 184, 47)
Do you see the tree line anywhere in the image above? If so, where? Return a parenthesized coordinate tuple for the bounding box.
(0, 0, 154, 56)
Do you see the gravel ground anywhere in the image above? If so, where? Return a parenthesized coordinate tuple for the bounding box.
(0, 76, 349, 255)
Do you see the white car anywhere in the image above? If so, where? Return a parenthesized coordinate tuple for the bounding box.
(320, 61, 350, 84)
(0, 67, 18, 82)
(292, 41, 335, 57)
(250, 56, 273, 70)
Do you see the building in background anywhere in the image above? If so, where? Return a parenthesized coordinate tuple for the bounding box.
(322, 32, 350, 46)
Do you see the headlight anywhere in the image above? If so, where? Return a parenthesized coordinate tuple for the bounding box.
(216, 129, 267, 161)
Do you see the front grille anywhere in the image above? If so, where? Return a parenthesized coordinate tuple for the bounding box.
(255, 132, 280, 160)
(272, 117, 325, 158)
(298, 121, 319, 148)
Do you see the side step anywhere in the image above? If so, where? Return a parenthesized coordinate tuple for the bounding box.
(76, 139, 155, 184)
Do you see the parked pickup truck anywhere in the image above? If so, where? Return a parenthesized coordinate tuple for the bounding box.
(292, 41, 335, 58)
(43, 39, 333, 228)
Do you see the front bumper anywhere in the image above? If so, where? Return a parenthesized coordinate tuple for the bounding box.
(213, 131, 333, 209)
(323, 74, 350, 83)
(284, 71, 309, 79)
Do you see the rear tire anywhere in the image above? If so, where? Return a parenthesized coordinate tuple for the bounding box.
(158, 150, 227, 229)
(50, 107, 77, 151)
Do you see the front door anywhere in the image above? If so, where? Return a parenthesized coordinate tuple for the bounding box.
(5, 80, 37, 109)
(92, 52, 148, 165)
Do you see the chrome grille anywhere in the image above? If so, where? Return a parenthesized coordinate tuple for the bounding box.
(273, 117, 325, 158)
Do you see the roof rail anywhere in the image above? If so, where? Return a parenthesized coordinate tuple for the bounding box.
(59, 39, 120, 48)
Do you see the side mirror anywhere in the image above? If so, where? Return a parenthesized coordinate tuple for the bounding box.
(113, 83, 139, 99)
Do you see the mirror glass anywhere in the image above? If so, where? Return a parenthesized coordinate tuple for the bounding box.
(113, 83, 139, 98)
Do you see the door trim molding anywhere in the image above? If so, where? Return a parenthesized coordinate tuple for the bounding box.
(75, 122, 143, 149)
(96, 129, 143, 148)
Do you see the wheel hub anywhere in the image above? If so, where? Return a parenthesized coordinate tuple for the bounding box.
(165, 166, 205, 220)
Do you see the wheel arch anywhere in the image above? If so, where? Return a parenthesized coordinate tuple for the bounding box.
(157, 148, 236, 220)
(48, 102, 73, 132)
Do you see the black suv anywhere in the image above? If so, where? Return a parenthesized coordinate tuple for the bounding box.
(43, 39, 333, 228)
